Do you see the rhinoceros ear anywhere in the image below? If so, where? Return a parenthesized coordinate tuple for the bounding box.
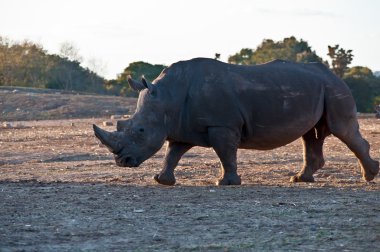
(127, 75, 146, 91)
(141, 76, 157, 95)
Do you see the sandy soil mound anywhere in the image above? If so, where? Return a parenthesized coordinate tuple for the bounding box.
(0, 87, 136, 121)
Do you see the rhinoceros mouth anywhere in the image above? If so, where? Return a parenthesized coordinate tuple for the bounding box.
(115, 153, 140, 167)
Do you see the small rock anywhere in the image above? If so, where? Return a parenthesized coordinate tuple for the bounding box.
(152, 235, 164, 242)
(103, 121, 113, 126)
(2, 122, 12, 128)
(111, 115, 122, 120)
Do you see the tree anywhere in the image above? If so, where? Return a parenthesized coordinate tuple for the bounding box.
(344, 76, 373, 112)
(118, 61, 166, 81)
(344, 66, 373, 79)
(228, 37, 324, 65)
(343, 66, 380, 112)
(228, 48, 254, 65)
(373, 96, 380, 108)
(46, 54, 105, 93)
(0, 36, 106, 93)
(327, 45, 353, 78)
(59, 41, 83, 63)
(86, 58, 108, 91)
(0, 37, 50, 87)
(87, 57, 107, 77)
(106, 61, 166, 96)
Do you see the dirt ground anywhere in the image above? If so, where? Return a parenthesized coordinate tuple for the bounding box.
(0, 87, 136, 121)
(1, 117, 380, 251)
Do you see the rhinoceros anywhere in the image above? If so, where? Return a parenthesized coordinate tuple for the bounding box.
(93, 58, 379, 185)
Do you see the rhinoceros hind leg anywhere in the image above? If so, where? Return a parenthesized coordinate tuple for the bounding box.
(154, 142, 193, 186)
(329, 118, 379, 181)
(291, 120, 329, 183)
(208, 127, 242, 186)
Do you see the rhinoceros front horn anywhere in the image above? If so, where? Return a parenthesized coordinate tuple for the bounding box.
(93, 124, 122, 154)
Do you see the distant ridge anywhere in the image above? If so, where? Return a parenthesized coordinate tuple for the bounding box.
(0, 87, 136, 121)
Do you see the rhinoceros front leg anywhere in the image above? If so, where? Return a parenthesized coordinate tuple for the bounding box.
(208, 127, 242, 186)
(154, 141, 193, 186)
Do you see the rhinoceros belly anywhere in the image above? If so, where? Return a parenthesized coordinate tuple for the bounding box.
(237, 84, 324, 150)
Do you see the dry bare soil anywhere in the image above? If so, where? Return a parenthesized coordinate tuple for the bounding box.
(0, 91, 379, 251)
(0, 87, 136, 121)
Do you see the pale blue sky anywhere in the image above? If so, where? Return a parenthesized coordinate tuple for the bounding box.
(0, 0, 379, 78)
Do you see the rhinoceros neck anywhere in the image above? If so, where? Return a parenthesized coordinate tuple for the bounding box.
(162, 91, 189, 140)
(157, 73, 198, 144)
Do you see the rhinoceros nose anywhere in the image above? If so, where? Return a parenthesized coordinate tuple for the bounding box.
(123, 157, 132, 166)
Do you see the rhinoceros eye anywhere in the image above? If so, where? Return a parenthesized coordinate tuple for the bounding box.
(139, 128, 145, 133)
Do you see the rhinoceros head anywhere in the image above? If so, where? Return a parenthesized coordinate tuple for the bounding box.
(93, 76, 167, 167)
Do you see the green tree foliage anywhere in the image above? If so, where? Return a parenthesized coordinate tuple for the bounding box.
(373, 96, 380, 109)
(228, 48, 254, 65)
(0, 36, 106, 93)
(344, 66, 373, 79)
(228, 37, 324, 65)
(228, 37, 380, 113)
(327, 45, 353, 78)
(106, 61, 166, 96)
(343, 66, 380, 112)
(45, 55, 105, 93)
(0, 38, 49, 88)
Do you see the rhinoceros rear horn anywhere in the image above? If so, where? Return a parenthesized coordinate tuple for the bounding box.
(141, 76, 157, 95)
(93, 124, 122, 154)
(127, 75, 146, 91)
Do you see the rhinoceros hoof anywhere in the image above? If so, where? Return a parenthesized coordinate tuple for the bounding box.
(363, 160, 379, 182)
(216, 174, 242, 186)
(154, 173, 176, 186)
(290, 174, 315, 183)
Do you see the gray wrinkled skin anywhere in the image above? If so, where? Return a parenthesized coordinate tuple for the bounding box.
(93, 58, 379, 186)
